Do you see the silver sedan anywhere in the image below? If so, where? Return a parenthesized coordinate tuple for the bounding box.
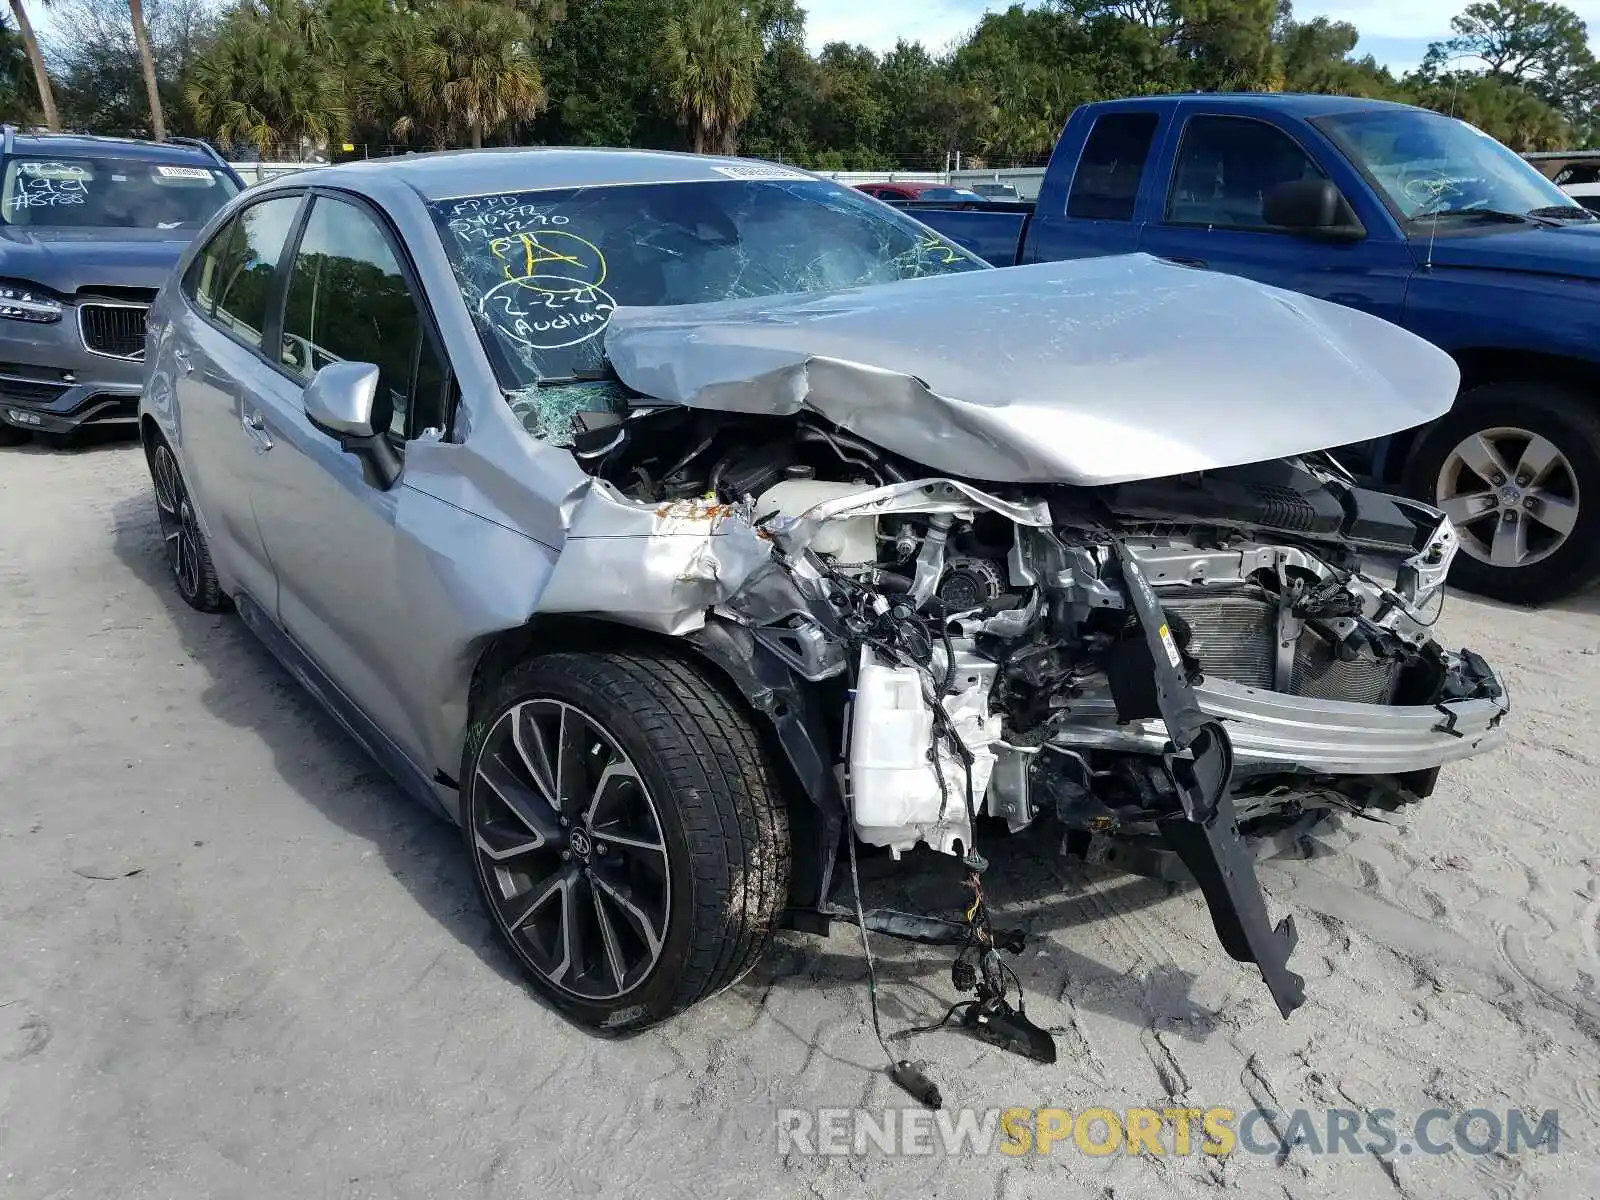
(139, 149, 1509, 1037)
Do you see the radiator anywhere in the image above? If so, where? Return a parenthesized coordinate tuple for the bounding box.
(1160, 592, 1276, 690)
(1159, 591, 1400, 705)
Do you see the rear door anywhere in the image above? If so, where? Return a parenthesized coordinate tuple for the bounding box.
(169, 192, 306, 605)
(1136, 110, 1413, 324)
(242, 190, 452, 762)
(1023, 108, 1164, 263)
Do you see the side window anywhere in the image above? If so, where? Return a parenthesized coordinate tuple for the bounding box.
(195, 196, 301, 347)
(1166, 116, 1324, 231)
(280, 196, 446, 440)
(183, 218, 236, 316)
(1067, 113, 1159, 221)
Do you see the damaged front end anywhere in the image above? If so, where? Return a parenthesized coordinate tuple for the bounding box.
(503, 257, 1509, 1025)
(538, 390, 1508, 1022)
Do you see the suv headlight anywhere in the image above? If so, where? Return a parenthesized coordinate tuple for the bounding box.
(0, 281, 63, 323)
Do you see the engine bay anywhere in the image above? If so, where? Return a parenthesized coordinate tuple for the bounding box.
(568, 402, 1501, 851)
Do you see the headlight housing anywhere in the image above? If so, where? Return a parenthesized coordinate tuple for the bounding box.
(0, 281, 63, 323)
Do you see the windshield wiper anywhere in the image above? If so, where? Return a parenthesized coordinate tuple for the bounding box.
(1526, 204, 1597, 221)
(1416, 208, 1538, 225)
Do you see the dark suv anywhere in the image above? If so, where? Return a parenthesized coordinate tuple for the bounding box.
(0, 128, 243, 445)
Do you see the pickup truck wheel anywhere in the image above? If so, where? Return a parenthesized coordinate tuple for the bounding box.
(1404, 382, 1600, 605)
(460, 650, 790, 1033)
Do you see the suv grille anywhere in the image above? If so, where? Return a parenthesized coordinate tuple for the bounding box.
(79, 304, 148, 359)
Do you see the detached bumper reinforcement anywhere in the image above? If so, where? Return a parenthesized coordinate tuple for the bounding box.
(1112, 539, 1307, 1019)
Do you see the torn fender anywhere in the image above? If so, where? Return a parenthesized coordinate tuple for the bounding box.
(534, 481, 774, 635)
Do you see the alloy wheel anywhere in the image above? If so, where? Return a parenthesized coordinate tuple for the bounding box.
(1435, 426, 1581, 570)
(151, 444, 203, 601)
(471, 699, 671, 1001)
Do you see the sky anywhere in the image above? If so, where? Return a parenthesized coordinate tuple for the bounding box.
(800, 0, 1600, 75)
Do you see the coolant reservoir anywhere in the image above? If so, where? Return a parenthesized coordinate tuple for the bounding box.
(849, 649, 1000, 858)
(850, 661, 939, 838)
(754, 479, 876, 563)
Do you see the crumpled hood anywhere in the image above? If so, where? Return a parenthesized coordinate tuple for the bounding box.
(1409, 221, 1600, 281)
(604, 254, 1461, 486)
(0, 225, 189, 294)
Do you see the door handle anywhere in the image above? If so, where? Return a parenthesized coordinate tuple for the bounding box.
(241, 409, 273, 452)
(1164, 255, 1208, 269)
(172, 346, 193, 373)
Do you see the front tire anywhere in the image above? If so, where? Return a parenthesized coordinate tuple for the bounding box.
(461, 650, 791, 1033)
(1405, 381, 1600, 605)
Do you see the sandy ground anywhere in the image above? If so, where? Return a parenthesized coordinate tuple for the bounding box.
(2, 436, 1599, 1199)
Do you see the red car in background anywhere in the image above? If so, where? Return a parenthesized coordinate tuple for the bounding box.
(855, 181, 988, 202)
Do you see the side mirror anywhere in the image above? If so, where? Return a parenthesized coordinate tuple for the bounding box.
(1263, 178, 1365, 242)
(302, 361, 401, 490)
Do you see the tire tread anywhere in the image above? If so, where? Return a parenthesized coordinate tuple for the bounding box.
(466, 648, 790, 1029)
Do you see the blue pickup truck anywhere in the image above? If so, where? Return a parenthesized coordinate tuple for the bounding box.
(906, 93, 1600, 606)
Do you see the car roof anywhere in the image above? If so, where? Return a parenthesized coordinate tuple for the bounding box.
(1090, 92, 1427, 119)
(299, 147, 828, 202)
(3, 130, 226, 164)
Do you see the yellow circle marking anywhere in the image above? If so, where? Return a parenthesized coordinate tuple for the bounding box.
(488, 230, 607, 295)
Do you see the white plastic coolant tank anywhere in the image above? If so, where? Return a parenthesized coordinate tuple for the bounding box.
(849, 647, 1001, 857)
(849, 660, 941, 849)
(754, 478, 876, 563)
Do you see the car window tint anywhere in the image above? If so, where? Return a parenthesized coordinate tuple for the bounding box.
(1067, 113, 1159, 221)
(280, 196, 446, 440)
(209, 196, 301, 348)
(183, 216, 237, 316)
(1167, 116, 1323, 230)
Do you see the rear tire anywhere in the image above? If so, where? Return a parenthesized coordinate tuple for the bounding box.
(1404, 381, 1600, 605)
(461, 649, 791, 1033)
(143, 436, 226, 612)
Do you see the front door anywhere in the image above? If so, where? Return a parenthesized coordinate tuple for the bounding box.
(243, 192, 451, 763)
(1137, 112, 1414, 325)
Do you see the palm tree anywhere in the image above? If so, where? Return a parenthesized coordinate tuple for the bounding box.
(413, 0, 546, 149)
(660, 0, 761, 154)
(186, 24, 347, 157)
(359, 11, 449, 148)
(8, 0, 57, 130)
(127, 0, 164, 140)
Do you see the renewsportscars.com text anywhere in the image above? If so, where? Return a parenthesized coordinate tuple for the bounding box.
(776, 1105, 1561, 1159)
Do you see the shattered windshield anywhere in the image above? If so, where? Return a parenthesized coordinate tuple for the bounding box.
(426, 178, 986, 399)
